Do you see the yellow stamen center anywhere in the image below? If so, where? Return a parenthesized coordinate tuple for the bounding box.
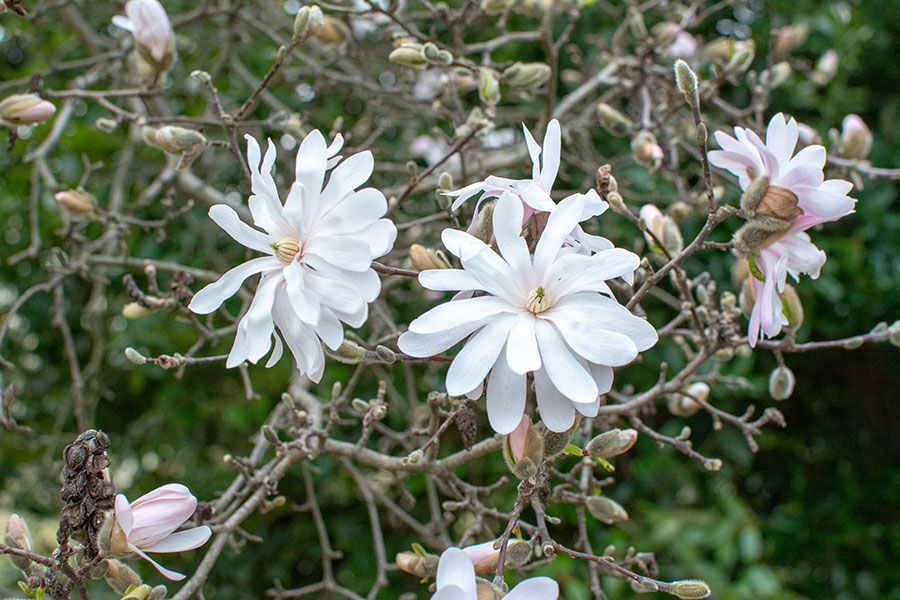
(272, 237, 301, 264)
(526, 287, 551, 313)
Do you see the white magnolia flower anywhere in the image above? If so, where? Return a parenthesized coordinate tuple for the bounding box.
(432, 547, 558, 600)
(398, 193, 657, 433)
(445, 118, 613, 255)
(112, 0, 173, 65)
(189, 133, 396, 380)
(708, 112, 856, 345)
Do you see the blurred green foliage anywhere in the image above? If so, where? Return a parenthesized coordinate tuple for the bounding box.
(1, 1, 898, 599)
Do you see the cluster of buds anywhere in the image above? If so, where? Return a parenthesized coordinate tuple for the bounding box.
(142, 125, 208, 171)
(389, 41, 453, 69)
(667, 382, 710, 417)
(0, 93, 56, 127)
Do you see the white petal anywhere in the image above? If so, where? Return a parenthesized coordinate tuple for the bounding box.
(486, 353, 527, 434)
(316, 151, 375, 219)
(507, 577, 560, 600)
(538, 119, 561, 192)
(143, 526, 212, 553)
(129, 545, 186, 581)
(493, 190, 532, 284)
(445, 316, 515, 396)
(522, 123, 542, 181)
(283, 262, 321, 325)
(209, 205, 273, 253)
(408, 296, 516, 334)
(505, 313, 541, 374)
(436, 548, 477, 599)
(533, 194, 584, 278)
(550, 293, 658, 351)
(459, 247, 523, 303)
(398, 319, 491, 357)
(188, 256, 281, 314)
(304, 235, 374, 272)
(534, 320, 597, 403)
(441, 228, 486, 259)
(265, 333, 284, 367)
(314, 188, 386, 236)
(418, 269, 482, 292)
(533, 368, 576, 433)
(226, 272, 280, 367)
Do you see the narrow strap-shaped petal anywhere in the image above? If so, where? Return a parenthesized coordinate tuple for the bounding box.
(129, 544, 186, 581)
(534, 319, 597, 403)
(445, 315, 515, 397)
(188, 256, 282, 314)
(533, 367, 576, 433)
(208, 205, 273, 254)
(538, 119, 561, 192)
(533, 194, 584, 279)
(486, 352, 527, 434)
(435, 548, 477, 599)
(143, 526, 212, 553)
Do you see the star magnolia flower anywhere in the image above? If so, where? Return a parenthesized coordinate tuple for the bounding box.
(445, 118, 612, 254)
(432, 547, 558, 600)
(708, 112, 856, 345)
(188, 133, 396, 380)
(398, 193, 658, 433)
(112, 0, 174, 65)
(115, 484, 212, 581)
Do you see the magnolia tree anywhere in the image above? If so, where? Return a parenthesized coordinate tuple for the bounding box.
(0, 1, 897, 599)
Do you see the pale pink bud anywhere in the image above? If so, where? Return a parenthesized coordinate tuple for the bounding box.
(113, 0, 174, 66)
(840, 114, 873, 160)
(0, 94, 56, 126)
(114, 483, 212, 581)
(507, 414, 531, 462)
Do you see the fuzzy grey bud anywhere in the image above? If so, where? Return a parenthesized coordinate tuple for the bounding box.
(502, 62, 552, 89)
(768, 366, 795, 401)
(586, 496, 629, 525)
(105, 559, 142, 595)
(673, 59, 699, 100)
(670, 579, 712, 599)
(329, 339, 367, 364)
(124, 347, 148, 365)
(478, 68, 501, 106)
(375, 345, 397, 364)
(55, 189, 95, 214)
(586, 428, 638, 459)
(389, 44, 427, 69)
(292, 5, 324, 44)
(596, 103, 633, 137)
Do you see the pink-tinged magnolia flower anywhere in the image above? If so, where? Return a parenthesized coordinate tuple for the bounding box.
(189, 133, 396, 380)
(0, 93, 56, 126)
(432, 547, 558, 600)
(666, 31, 698, 59)
(112, 0, 174, 65)
(398, 193, 657, 433)
(115, 484, 211, 581)
(708, 113, 856, 345)
(445, 118, 613, 255)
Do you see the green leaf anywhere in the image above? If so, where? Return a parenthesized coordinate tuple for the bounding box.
(563, 443, 584, 457)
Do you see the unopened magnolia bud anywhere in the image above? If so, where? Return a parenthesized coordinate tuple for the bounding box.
(481, 0, 515, 14)
(668, 382, 709, 417)
(404, 449, 424, 464)
(261, 425, 280, 445)
(631, 130, 664, 168)
(292, 5, 324, 44)
(466, 539, 532, 574)
(842, 336, 865, 350)
(314, 17, 348, 44)
(772, 24, 808, 59)
(781, 285, 804, 330)
(329, 339, 367, 364)
(840, 114, 872, 160)
(586, 428, 638, 459)
(720, 290, 738, 312)
(153, 125, 207, 154)
(503, 415, 543, 480)
(586, 496, 629, 525)
(606, 191, 626, 214)
(55, 189, 95, 213)
(502, 62, 552, 89)
(670, 579, 712, 599)
(673, 59, 698, 99)
(105, 559, 142, 595)
(148, 586, 167, 600)
(395, 550, 439, 577)
(122, 583, 153, 600)
(122, 302, 155, 319)
(768, 366, 795, 401)
(630, 579, 660, 593)
(811, 49, 838, 86)
(0, 93, 56, 126)
(725, 40, 756, 73)
(5, 514, 33, 573)
(596, 103, 633, 136)
(542, 424, 575, 458)
(375, 345, 397, 364)
(740, 176, 770, 213)
(478, 68, 501, 106)
(95, 117, 119, 133)
(409, 244, 450, 271)
(124, 347, 148, 365)
(760, 61, 792, 89)
(389, 44, 426, 68)
(669, 201, 692, 221)
(714, 346, 734, 361)
(472, 202, 495, 244)
(437, 171, 454, 192)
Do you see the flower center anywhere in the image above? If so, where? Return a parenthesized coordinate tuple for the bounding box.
(272, 237, 301, 264)
(526, 287, 551, 313)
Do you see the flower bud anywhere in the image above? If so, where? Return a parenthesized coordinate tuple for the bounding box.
(606, 191, 626, 214)
(772, 23, 808, 59)
(889, 321, 900, 347)
(124, 347, 147, 365)
(667, 382, 709, 417)
(542, 422, 576, 458)
(768, 366, 795, 401)
(314, 17, 348, 45)
(640, 204, 682, 255)
(502, 62, 552, 89)
(5, 514, 33, 573)
(481, 0, 515, 14)
(840, 114, 872, 160)
(631, 130, 664, 169)
(122, 302, 155, 319)
(149, 586, 167, 600)
(54, 189, 95, 214)
(586, 496, 629, 525)
(671, 579, 712, 599)
(478, 68, 501, 106)
(503, 415, 544, 480)
(105, 559, 142, 595)
(0, 93, 56, 126)
(724, 40, 756, 74)
(328, 339, 367, 364)
(395, 550, 439, 578)
(472, 202, 495, 244)
(292, 5, 324, 44)
(596, 103, 633, 137)
(409, 244, 450, 271)
(811, 49, 838, 86)
(122, 583, 153, 600)
(759, 61, 792, 89)
(673, 59, 698, 100)
(375, 345, 397, 364)
(669, 201, 692, 221)
(389, 44, 427, 69)
(586, 428, 638, 459)
(780, 284, 804, 330)
(152, 126, 207, 154)
(797, 123, 820, 146)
